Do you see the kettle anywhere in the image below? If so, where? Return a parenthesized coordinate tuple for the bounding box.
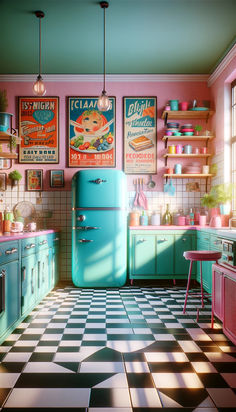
(209, 215, 222, 228)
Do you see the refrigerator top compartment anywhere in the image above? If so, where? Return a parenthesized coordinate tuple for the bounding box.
(72, 169, 127, 209)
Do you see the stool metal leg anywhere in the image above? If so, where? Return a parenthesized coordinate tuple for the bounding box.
(183, 259, 193, 314)
(200, 260, 204, 308)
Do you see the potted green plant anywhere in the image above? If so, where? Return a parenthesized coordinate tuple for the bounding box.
(210, 183, 233, 215)
(194, 124, 202, 136)
(0, 89, 13, 132)
(8, 170, 22, 187)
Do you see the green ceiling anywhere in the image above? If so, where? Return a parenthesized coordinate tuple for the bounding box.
(1, 0, 236, 75)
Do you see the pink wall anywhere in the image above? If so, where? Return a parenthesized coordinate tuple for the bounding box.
(211, 54, 236, 153)
(1, 79, 211, 191)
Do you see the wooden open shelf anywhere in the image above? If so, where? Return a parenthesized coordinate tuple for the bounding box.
(163, 173, 213, 178)
(0, 152, 18, 159)
(164, 153, 211, 159)
(161, 110, 214, 120)
(162, 135, 214, 142)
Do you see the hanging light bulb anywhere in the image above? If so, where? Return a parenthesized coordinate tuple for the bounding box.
(97, 1, 111, 111)
(33, 11, 46, 96)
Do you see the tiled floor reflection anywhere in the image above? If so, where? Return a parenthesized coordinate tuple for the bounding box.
(0, 285, 236, 410)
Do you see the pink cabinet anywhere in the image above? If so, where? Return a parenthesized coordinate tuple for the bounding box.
(224, 275, 236, 345)
(212, 264, 236, 345)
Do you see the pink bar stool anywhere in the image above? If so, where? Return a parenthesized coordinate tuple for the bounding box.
(183, 250, 222, 314)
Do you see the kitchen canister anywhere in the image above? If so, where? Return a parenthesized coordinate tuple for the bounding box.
(169, 99, 179, 111)
(179, 101, 189, 111)
(202, 165, 210, 174)
(129, 211, 140, 226)
(168, 145, 176, 154)
(140, 211, 148, 226)
(151, 212, 161, 226)
(176, 144, 183, 154)
(174, 163, 182, 174)
(183, 144, 192, 154)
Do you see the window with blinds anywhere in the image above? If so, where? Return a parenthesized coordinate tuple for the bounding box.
(231, 80, 236, 211)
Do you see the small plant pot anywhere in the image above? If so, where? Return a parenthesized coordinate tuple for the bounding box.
(0, 112, 13, 132)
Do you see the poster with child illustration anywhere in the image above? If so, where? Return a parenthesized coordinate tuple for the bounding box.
(68, 97, 116, 167)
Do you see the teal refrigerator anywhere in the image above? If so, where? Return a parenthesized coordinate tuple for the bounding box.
(72, 169, 127, 287)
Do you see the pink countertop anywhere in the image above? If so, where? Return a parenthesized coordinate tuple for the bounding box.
(0, 229, 59, 243)
(129, 225, 230, 231)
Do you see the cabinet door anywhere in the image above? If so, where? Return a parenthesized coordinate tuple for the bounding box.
(131, 235, 156, 276)
(212, 266, 223, 321)
(197, 237, 212, 293)
(175, 235, 193, 275)
(21, 254, 37, 316)
(156, 235, 174, 275)
(223, 275, 236, 345)
(0, 261, 20, 338)
(37, 249, 49, 300)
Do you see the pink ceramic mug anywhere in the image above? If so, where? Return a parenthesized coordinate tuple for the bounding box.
(176, 144, 183, 154)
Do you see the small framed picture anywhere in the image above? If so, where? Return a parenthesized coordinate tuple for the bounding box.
(0, 173, 7, 191)
(26, 169, 43, 191)
(50, 170, 64, 188)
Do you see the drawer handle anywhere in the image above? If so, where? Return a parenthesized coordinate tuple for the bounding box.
(5, 248, 18, 255)
(159, 238, 167, 242)
(214, 240, 222, 245)
(39, 240, 47, 245)
(0, 269, 6, 313)
(54, 237, 60, 241)
(25, 243, 36, 249)
(22, 266, 26, 281)
(139, 238, 146, 242)
(78, 239, 93, 243)
(182, 238, 187, 242)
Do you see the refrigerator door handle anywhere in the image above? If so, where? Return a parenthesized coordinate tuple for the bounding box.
(89, 178, 107, 184)
(76, 226, 101, 231)
(78, 239, 94, 243)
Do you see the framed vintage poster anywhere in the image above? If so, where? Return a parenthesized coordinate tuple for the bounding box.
(50, 170, 64, 188)
(26, 169, 43, 191)
(123, 97, 157, 174)
(0, 173, 7, 191)
(18, 96, 59, 163)
(68, 96, 116, 168)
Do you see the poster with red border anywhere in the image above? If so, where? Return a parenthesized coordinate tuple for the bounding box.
(68, 97, 116, 168)
(18, 97, 59, 163)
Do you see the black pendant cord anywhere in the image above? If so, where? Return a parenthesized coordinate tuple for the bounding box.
(103, 4, 106, 94)
(39, 16, 42, 77)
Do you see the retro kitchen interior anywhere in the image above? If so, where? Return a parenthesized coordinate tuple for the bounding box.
(0, 0, 236, 410)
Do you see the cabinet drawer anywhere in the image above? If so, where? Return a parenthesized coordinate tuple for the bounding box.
(21, 237, 37, 257)
(37, 235, 49, 251)
(0, 241, 19, 265)
(47, 232, 60, 249)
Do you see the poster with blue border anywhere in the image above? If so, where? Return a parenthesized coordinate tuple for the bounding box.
(123, 97, 157, 174)
(68, 97, 116, 168)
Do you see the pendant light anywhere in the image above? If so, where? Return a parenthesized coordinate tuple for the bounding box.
(97, 1, 111, 111)
(33, 10, 46, 96)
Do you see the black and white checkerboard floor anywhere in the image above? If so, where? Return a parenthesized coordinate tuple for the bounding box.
(0, 285, 236, 410)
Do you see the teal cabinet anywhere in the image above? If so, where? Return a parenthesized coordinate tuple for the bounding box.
(156, 235, 174, 275)
(128, 230, 195, 281)
(37, 248, 49, 300)
(48, 233, 60, 288)
(175, 234, 194, 275)
(197, 231, 213, 293)
(0, 241, 20, 341)
(130, 234, 156, 276)
(21, 254, 37, 316)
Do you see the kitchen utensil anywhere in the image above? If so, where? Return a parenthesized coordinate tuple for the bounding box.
(169, 178, 176, 196)
(147, 175, 156, 188)
(133, 179, 139, 207)
(164, 179, 171, 193)
(138, 178, 148, 209)
(13, 201, 36, 220)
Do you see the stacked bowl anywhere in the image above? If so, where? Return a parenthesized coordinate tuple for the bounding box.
(180, 124, 194, 136)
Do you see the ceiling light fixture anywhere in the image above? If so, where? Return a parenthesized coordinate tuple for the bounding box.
(33, 10, 46, 96)
(97, 1, 111, 111)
